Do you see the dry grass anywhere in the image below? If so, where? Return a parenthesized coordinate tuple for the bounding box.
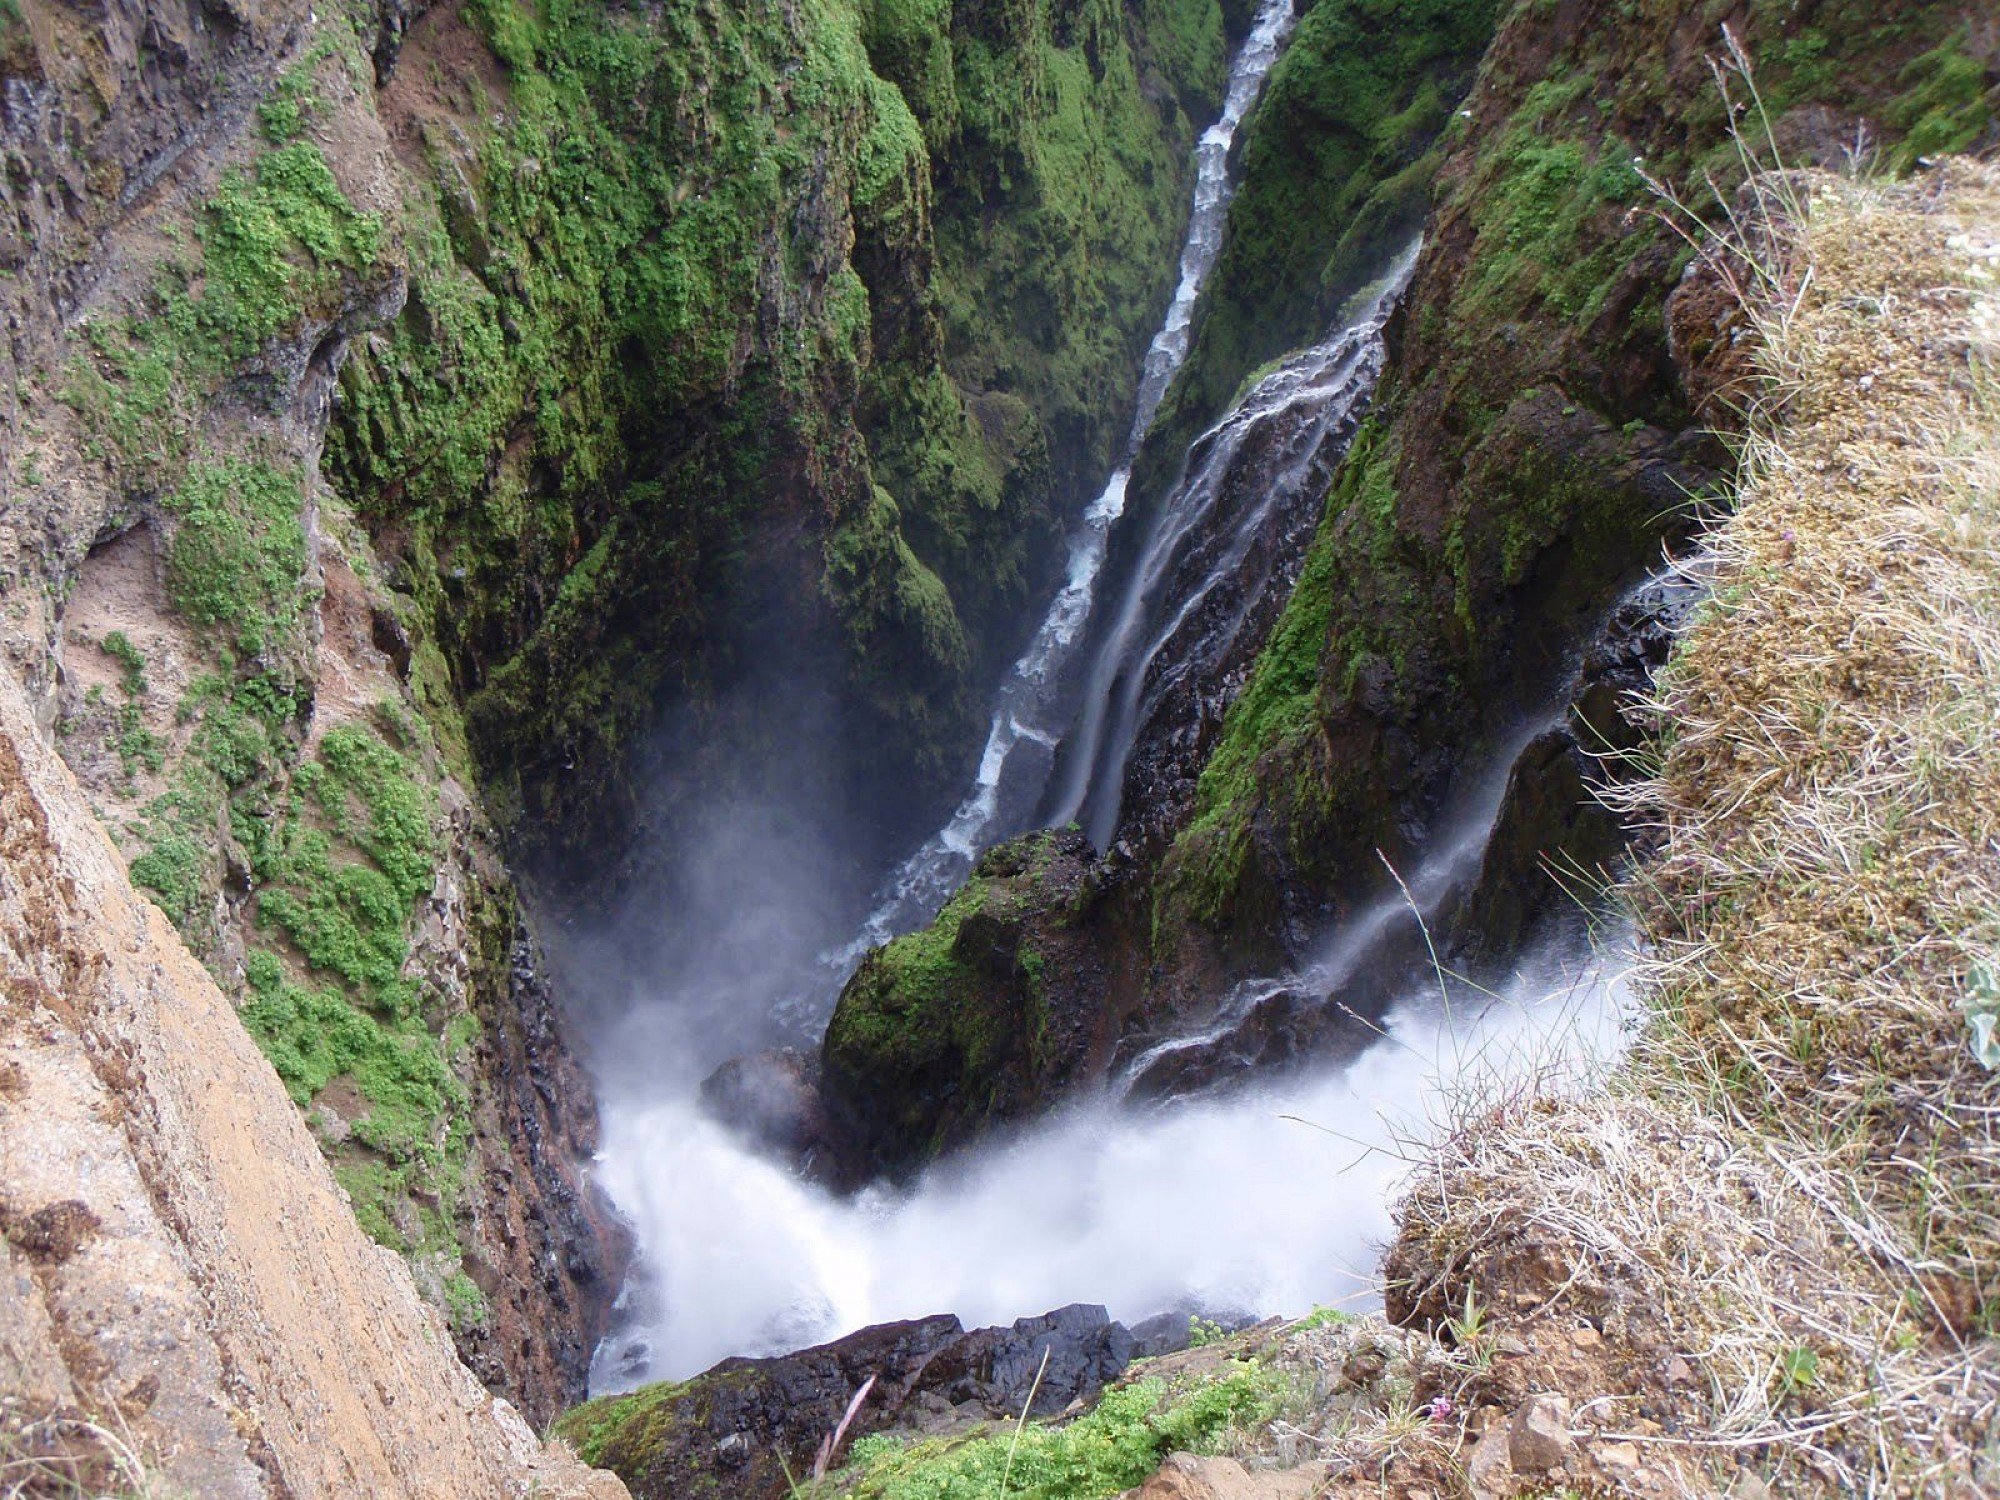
(0, 1401, 168, 1500)
(1630, 156, 2000, 1486)
(1386, 158, 2000, 1497)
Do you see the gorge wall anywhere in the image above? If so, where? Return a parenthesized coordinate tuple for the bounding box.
(818, 0, 1997, 1172)
(0, 666, 624, 1496)
(0, 0, 1248, 1430)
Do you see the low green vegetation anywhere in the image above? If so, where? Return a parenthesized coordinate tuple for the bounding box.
(252, 723, 438, 1012)
(837, 1361, 1289, 1499)
(1882, 27, 1997, 170)
(328, 0, 1227, 857)
(162, 459, 312, 660)
(1148, 0, 1984, 953)
(61, 117, 380, 492)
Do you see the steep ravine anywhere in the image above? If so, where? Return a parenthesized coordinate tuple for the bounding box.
(0, 0, 1250, 1438)
(558, 0, 1993, 1494)
(819, 0, 1996, 1167)
(0, 0, 1992, 1489)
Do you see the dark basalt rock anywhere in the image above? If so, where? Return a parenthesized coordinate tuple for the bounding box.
(913, 1303, 1137, 1418)
(817, 828, 1127, 1183)
(562, 1303, 1142, 1500)
(697, 1047, 857, 1181)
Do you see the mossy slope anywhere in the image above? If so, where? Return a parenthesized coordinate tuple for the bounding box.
(325, 0, 1233, 880)
(1150, 0, 1992, 965)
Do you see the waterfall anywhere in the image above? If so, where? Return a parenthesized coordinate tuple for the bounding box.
(1047, 244, 1420, 852)
(591, 829, 1633, 1386)
(580, 0, 1633, 1393)
(831, 0, 1300, 962)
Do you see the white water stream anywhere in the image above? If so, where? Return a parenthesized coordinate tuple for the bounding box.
(834, 0, 1299, 958)
(583, 0, 1633, 1392)
(593, 921, 1633, 1386)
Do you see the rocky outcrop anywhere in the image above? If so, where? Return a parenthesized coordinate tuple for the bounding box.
(557, 1303, 1142, 1500)
(0, 0, 630, 1419)
(0, 665, 626, 1497)
(819, 828, 1134, 1179)
(1146, 0, 1981, 975)
(812, 0, 1988, 1180)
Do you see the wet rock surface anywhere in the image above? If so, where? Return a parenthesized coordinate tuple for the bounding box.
(561, 1303, 1145, 1500)
(818, 828, 1132, 1182)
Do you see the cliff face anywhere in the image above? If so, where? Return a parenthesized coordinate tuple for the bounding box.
(819, 0, 1998, 1168)
(1148, 0, 1994, 965)
(0, 666, 626, 1497)
(0, 0, 1239, 1422)
(322, 0, 1235, 892)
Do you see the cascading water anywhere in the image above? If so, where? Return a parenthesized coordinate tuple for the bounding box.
(595, 923, 1630, 1385)
(1047, 243, 1420, 852)
(582, 0, 1643, 1394)
(834, 0, 1299, 959)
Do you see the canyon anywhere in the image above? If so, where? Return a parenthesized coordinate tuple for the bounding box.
(0, 0, 1994, 1494)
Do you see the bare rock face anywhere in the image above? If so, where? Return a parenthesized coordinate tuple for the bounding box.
(1507, 1392, 1575, 1473)
(0, 666, 628, 1498)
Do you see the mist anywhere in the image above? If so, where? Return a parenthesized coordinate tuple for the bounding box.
(588, 918, 1633, 1388)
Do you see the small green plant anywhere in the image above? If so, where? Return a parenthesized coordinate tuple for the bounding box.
(443, 1270, 488, 1333)
(1958, 956, 2000, 1070)
(116, 705, 166, 778)
(1444, 1285, 1495, 1370)
(102, 630, 148, 695)
(1187, 1315, 1228, 1348)
(1776, 1344, 1819, 1396)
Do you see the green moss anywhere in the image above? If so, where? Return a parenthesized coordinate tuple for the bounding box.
(252, 724, 437, 1012)
(1883, 29, 1997, 170)
(1166, 423, 1397, 921)
(163, 459, 311, 659)
(1138, 0, 1503, 477)
(861, 0, 959, 147)
(197, 142, 383, 354)
(839, 1363, 1288, 1499)
(1450, 125, 1648, 331)
(553, 1381, 690, 1468)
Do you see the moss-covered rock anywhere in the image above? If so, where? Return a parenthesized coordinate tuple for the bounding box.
(1145, 0, 1984, 969)
(325, 0, 1234, 887)
(820, 827, 1124, 1176)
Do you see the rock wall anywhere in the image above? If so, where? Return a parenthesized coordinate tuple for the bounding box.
(0, 664, 626, 1498)
(0, 0, 1242, 1418)
(818, 0, 1998, 1173)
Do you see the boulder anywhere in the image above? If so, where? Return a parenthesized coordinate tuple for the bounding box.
(1508, 1392, 1575, 1474)
(560, 1303, 1142, 1499)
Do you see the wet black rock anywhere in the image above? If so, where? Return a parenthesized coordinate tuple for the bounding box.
(560, 1303, 1143, 1500)
(913, 1303, 1136, 1418)
(698, 1048, 848, 1172)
